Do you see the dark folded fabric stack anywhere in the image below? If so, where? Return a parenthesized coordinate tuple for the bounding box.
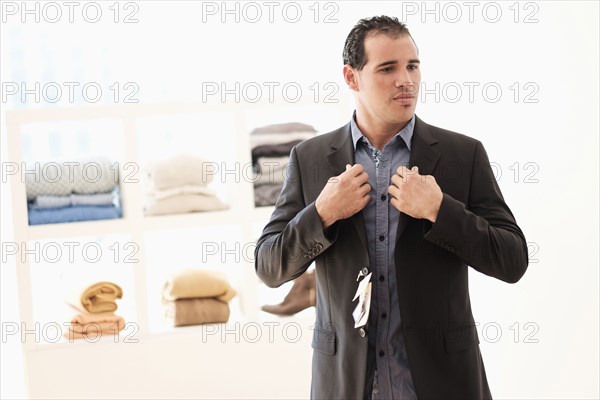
(25, 157, 121, 225)
(250, 122, 316, 207)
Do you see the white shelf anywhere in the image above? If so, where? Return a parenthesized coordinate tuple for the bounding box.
(6, 97, 350, 398)
(30, 311, 317, 352)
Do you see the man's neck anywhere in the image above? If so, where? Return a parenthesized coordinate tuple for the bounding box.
(354, 112, 412, 151)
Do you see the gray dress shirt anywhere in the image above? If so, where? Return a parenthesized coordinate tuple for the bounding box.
(350, 111, 418, 400)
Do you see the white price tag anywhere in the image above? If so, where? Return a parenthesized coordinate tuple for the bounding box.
(352, 273, 372, 328)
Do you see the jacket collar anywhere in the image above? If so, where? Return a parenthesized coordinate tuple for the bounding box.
(326, 115, 441, 248)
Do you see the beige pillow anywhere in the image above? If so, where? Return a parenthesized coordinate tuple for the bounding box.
(162, 269, 236, 302)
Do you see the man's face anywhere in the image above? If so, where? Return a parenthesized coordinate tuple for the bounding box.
(350, 33, 421, 125)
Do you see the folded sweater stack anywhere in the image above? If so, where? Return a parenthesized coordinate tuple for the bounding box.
(26, 157, 121, 225)
(250, 122, 316, 206)
(144, 154, 228, 216)
(162, 269, 236, 327)
(63, 281, 125, 340)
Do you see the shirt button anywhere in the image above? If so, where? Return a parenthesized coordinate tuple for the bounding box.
(359, 328, 366, 338)
(381, 313, 387, 319)
(380, 194, 386, 201)
(379, 235, 385, 241)
(379, 275, 384, 282)
(361, 267, 369, 276)
(379, 350, 385, 357)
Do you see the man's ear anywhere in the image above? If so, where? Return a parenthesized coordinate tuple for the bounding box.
(343, 65, 359, 91)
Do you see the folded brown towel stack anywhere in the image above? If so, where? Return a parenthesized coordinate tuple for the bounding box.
(162, 269, 236, 327)
(164, 298, 230, 327)
(64, 281, 126, 340)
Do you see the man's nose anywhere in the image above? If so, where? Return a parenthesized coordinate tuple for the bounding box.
(395, 72, 416, 90)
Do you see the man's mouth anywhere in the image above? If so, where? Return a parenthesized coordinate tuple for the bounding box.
(393, 94, 416, 103)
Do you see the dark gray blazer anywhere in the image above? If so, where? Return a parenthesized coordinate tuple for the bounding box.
(255, 115, 529, 399)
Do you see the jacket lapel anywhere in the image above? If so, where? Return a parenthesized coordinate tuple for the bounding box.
(395, 116, 441, 240)
(326, 123, 368, 250)
(324, 116, 441, 248)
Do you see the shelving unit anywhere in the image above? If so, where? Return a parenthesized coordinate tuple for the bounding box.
(6, 98, 352, 398)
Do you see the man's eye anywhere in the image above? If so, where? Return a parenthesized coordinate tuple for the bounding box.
(408, 64, 419, 71)
(381, 67, 394, 72)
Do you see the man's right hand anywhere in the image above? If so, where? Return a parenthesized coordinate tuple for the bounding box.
(315, 164, 371, 228)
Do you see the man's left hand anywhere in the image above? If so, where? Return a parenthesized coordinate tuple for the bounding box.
(388, 166, 443, 223)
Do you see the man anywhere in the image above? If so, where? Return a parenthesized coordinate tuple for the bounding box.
(255, 15, 528, 399)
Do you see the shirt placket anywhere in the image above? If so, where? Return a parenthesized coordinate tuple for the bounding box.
(372, 147, 394, 399)
(351, 115, 418, 400)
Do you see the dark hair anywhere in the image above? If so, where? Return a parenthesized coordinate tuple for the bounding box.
(343, 15, 414, 70)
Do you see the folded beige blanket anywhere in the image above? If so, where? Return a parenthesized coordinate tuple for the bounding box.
(64, 314, 125, 339)
(65, 281, 123, 313)
(162, 269, 236, 302)
(164, 298, 230, 327)
(144, 193, 228, 216)
(147, 184, 216, 200)
(146, 154, 214, 191)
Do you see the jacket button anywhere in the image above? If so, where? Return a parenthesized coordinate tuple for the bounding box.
(361, 267, 369, 276)
(359, 328, 366, 337)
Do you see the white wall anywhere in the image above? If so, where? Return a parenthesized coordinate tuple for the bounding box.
(1, 1, 598, 398)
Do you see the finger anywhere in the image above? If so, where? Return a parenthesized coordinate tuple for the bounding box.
(360, 195, 371, 208)
(346, 164, 351, 172)
(357, 171, 369, 183)
(405, 166, 419, 177)
(388, 184, 400, 199)
(396, 165, 409, 177)
(348, 163, 365, 174)
(390, 174, 404, 186)
(390, 196, 401, 211)
(359, 183, 371, 195)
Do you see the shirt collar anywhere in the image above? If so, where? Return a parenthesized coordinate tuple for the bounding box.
(350, 110, 415, 151)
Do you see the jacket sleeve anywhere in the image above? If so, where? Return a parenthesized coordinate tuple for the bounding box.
(254, 146, 338, 288)
(424, 141, 529, 283)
